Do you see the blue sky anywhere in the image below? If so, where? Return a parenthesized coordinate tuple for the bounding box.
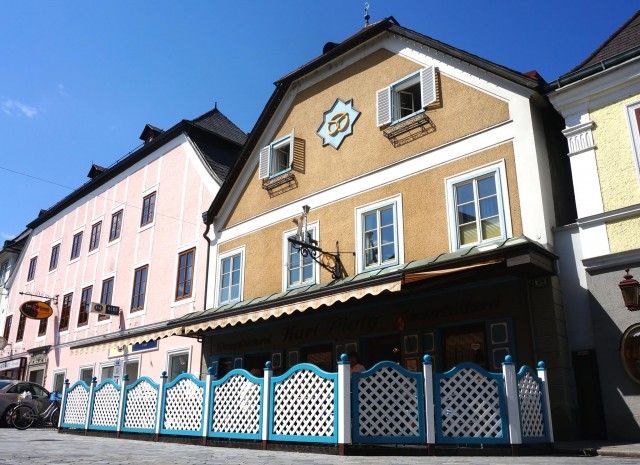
(1, 1, 637, 240)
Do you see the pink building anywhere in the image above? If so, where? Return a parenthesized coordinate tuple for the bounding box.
(0, 108, 245, 397)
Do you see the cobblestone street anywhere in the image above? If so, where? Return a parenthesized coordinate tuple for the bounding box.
(2, 429, 640, 465)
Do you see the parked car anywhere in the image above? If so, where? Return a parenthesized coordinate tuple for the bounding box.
(0, 380, 53, 426)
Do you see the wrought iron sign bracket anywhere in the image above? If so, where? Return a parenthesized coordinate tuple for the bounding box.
(19, 291, 58, 306)
(288, 238, 348, 280)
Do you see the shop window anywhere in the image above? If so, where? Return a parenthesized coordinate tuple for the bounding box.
(140, 192, 156, 227)
(98, 278, 114, 322)
(59, 293, 72, 332)
(131, 265, 148, 312)
(16, 314, 26, 342)
(302, 344, 333, 372)
(355, 196, 403, 273)
(3, 315, 12, 340)
(175, 248, 195, 300)
(218, 248, 243, 306)
(70, 232, 83, 260)
(28, 368, 44, 385)
(52, 371, 65, 394)
(124, 360, 139, 384)
(79, 366, 94, 385)
(49, 244, 60, 271)
(100, 365, 114, 382)
(376, 66, 436, 126)
(446, 162, 511, 250)
(77, 286, 92, 327)
(89, 221, 102, 251)
(284, 226, 317, 290)
(109, 210, 123, 241)
(27, 256, 37, 281)
(442, 323, 487, 370)
(168, 352, 189, 382)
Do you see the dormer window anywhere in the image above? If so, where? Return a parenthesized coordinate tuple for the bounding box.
(377, 66, 436, 126)
(259, 131, 295, 179)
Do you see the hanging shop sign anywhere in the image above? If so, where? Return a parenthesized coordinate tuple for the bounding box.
(19, 300, 53, 320)
(89, 302, 120, 316)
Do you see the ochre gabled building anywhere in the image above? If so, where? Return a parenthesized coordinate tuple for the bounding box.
(174, 18, 578, 438)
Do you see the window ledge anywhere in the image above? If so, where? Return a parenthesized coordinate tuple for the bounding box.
(138, 223, 155, 234)
(262, 171, 297, 197)
(383, 112, 436, 148)
(87, 248, 99, 257)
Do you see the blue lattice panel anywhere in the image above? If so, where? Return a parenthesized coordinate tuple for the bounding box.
(121, 377, 160, 433)
(210, 370, 262, 440)
(60, 381, 90, 428)
(517, 366, 547, 443)
(160, 373, 205, 437)
(89, 380, 121, 431)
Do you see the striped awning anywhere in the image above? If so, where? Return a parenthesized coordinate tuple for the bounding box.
(69, 326, 185, 355)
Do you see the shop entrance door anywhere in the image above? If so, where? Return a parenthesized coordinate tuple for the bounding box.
(364, 335, 401, 367)
(441, 323, 487, 371)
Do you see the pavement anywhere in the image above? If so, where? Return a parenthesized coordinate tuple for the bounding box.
(2, 428, 640, 464)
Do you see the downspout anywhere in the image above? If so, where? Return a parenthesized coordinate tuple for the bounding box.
(202, 212, 213, 317)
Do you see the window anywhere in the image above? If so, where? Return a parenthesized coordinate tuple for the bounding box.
(3, 315, 12, 340)
(37, 318, 47, 337)
(52, 371, 65, 394)
(16, 314, 26, 342)
(27, 256, 37, 281)
(376, 65, 436, 126)
(77, 286, 92, 327)
(70, 232, 83, 260)
(168, 352, 189, 382)
(0, 260, 9, 284)
(218, 251, 243, 305)
(49, 244, 60, 271)
(356, 197, 403, 273)
(284, 226, 318, 289)
(131, 265, 148, 312)
(109, 210, 123, 241)
(100, 365, 114, 382)
(98, 278, 114, 321)
(446, 163, 510, 250)
(89, 221, 102, 251)
(59, 293, 72, 332)
(258, 131, 294, 179)
(140, 192, 156, 226)
(79, 367, 93, 385)
(175, 248, 195, 300)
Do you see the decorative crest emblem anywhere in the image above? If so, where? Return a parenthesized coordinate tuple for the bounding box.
(316, 98, 360, 149)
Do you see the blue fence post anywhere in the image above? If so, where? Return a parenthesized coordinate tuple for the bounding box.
(502, 355, 522, 456)
(337, 353, 351, 455)
(202, 368, 214, 446)
(422, 355, 435, 454)
(537, 361, 554, 444)
(59, 379, 70, 429)
(261, 361, 272, 449)
(154, 371, 168, 441)
(85, 377, 97, 434)
(116, 374, 128, 437)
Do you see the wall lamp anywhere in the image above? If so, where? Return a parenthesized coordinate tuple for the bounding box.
(619, 269, 640, 311)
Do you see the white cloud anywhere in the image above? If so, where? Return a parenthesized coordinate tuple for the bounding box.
(1, 98, 38, 118)
(57, 84, 69, 97)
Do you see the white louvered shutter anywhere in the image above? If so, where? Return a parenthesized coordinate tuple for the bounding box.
(376, 87, 391, 127)
(258, 145, 270, 179)
(420, 65, 436, 108)
(288, 129, 295, 167)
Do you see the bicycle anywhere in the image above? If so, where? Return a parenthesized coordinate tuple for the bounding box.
(11, 393, 61, 430)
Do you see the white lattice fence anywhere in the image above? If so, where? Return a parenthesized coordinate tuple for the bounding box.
(161, 374, 204, 435)
(61, 383, 89, 427)
(517, 367, 546, 442)
(211, 374, 261, 438)
(270, 366, 337, 442)
(435, 364, 508, 444)
(90, 381, 120, 429)
(123, 378, 159, 432)
(353, 362, 424, 443)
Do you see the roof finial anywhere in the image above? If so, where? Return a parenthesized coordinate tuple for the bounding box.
(364, 2, 370, 27)
(214, 101, 217, 110)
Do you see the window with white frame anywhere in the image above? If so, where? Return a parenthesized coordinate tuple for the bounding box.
(284, 224, 318, 289)
(0, 260, 8, 284)
(167, 351, 189, 382)
(27, 256, 37, 281)
(377, 66, 436, 126)
(124, 360, 139, 384)
(218, 249, 243, 305)
(355, 196, 403, 273)
(258, 131, 295, 179)
(626, 101, 640, 174)
(52, 371, 65, 394)
(446, 162, 511, 250)
(79, 366, 94, 385)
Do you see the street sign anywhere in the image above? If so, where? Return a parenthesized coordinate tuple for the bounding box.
(19, 300, 53, 320)
(89, 302, 120, 316)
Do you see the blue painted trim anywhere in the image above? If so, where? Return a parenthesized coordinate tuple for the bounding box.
(87, 379, 121, 431)
(159, 372, 206, 437)
(268, 363, 339, 444)
(208, 369, 263, 440)
(516, 366, 549, 444)
(434, 362, 508, 445)
(120, 376, 160, 434)
(351, 361, 426, 444)
(60, 381, 91, 428)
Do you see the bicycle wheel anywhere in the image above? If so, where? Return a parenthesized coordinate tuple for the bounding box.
(11, 405, 36, 430)
(49, 406, 60, 427)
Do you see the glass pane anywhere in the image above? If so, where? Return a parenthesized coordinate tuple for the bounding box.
(479, 197, 499, 219)
(221, 273, 230, 288)
(381, 225, 394, 245)
(232, 255, 241, 270)
(290, 253, 300, 268)
(364, 230, 378, 248)
(289, 268, 300, 285)
(459, 223, 478, 245)
(231, 284, 240, 300)
(456, 183, 474, 204)
(222, 259, 230, 274)
(220, 288, 229, 303)
(381, 244, 395, 262)
(380, 207, 394, 227)
(481, 217, 501, 239)
(477, 176, 497, 198)
(365, 249, 377, 267)
(231, 270, 240, 285)
(302, 263, 313, 281)
(457, 203, 476, 224)
(364, 212, 377, 231)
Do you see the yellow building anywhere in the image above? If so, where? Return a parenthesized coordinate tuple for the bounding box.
(550, 11, 640, 441)
(175, 18, 578, 438)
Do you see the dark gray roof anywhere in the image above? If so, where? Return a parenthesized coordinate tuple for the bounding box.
(191, 107, 248, 146)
